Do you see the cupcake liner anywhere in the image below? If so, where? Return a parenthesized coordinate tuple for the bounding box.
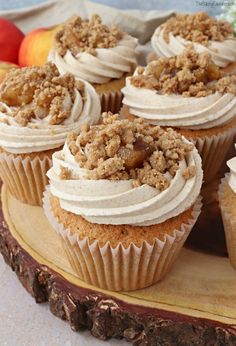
(192, 127, 236, 183)
(99, 90, 123, 114)
(0, 151, 52, 206)
(43, 188, 202, 291)
(218, 174, 236, 270)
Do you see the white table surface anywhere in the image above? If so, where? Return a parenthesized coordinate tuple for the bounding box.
(0, 257, 126, 346)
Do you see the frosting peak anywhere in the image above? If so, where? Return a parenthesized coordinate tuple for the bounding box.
(49, 15, 138, 84)
(151, 12, 236, 67)
(0, 63, 101, 154)
(122, 47, 236, 130)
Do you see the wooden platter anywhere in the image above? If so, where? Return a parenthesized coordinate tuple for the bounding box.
(1, 184, 236, 345)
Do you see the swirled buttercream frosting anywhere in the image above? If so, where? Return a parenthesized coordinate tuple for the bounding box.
(47, 113, 203, 226)
(48, 15, 138, 84)
(0, 62, 101, 154)
(122, 47, 236, 130)
(151, 12, 236, 68)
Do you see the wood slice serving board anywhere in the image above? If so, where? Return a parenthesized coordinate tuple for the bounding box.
(1, 185, 236, 345)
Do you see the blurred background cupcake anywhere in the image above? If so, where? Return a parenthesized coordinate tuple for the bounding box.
(150, 12, 236, 72)
(0, 62, 101, 206)
(219, 145, 236, 269)
(48, 14, 138, 114)
(44, 113, 203, 291)
(122, 46, 236, 183)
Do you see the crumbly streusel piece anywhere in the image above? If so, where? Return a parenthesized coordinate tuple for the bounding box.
(66, 112, 195, 190)
(60, 166, 72, 180)
(54, 14, 123, 57)
(162, 12, 233, 45)
(131, 46, 236, 97)
(0, 62, 84, 126)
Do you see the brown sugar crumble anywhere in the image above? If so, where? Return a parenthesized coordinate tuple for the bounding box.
(182, 166, 196, 180)
(130, 46, 236, 97)
(54, 14, 123, 57)
(60, 166, 72, 180)
(161, 12, 233, 45)
(0, 62, 84, 126)
(66, 112, 195, 191)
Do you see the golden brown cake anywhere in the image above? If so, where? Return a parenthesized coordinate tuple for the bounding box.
(0, 62, 101, 205)
(44, 112, 203, 291)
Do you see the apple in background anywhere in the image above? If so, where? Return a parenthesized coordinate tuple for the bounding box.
(0, 61, 18, 83)
(18, 25, 61, 67)
(0, 18, 24, 64)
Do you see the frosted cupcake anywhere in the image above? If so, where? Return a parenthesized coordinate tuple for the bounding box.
(219, 147, 236, 269)
(151, 12, 236, 70)
(122, 46, 236, 182)
(49, 15, 138, 114)
(0, 62, 101, 206)
(44, 113, 203, 291)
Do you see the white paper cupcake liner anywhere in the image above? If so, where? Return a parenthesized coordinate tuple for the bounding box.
(0, 151, 52, 206)
(192, 126, 236, 183)
(99, 90, 123, 114)
(43, 188, 202, 291)
(218, 174, 236, 270)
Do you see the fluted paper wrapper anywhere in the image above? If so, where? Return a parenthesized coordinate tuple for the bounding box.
(218, 174, 236, 270)
(99, 90, 123, 114)
(0, 151, 52, 206)
(43, 189, 202, 291)
(192, 128, 236, 183)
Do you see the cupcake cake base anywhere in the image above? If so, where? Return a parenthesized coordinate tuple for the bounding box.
(44, 190, 201, 291)
(1, 184, 236, 344)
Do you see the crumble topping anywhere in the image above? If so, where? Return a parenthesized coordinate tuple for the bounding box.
(66, 112, 195, 190)
(54, 14, 123, 57)
(162, 12, 233, 45)
(60, 166, 72, 180)
(0, 62, 84, 126)
(130, 46, 236, 97)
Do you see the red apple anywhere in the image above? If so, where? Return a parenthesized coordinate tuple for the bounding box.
(0, 18, 24, 64)
(19, 24, 61, 67)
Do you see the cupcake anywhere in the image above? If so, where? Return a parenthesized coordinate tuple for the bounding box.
(122, 46, 236, 182)
(219, 148, 236, 269)
(0, 62, 101, 206)
(48, 15, 138, 114)
(150, 12, 236, 71)
(43, 113, 203, 291)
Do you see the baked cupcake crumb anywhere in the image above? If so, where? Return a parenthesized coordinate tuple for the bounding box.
(49, 193, 194, 247)
(54, 14, 123, 57)
(130, 46, 236, 97)
(162, 12, 233, 45)
(0, 62, 84, 126)
(67, 112, 195, 190)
